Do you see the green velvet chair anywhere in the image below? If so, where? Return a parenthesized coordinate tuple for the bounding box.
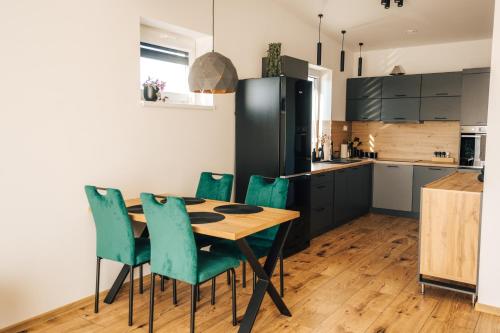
(194, 172, 234, 249)
(140, 193, 239, 333)
(210, 175, 289, 296)
(85, 185, 150, 326)
(196, 172, 234, 201)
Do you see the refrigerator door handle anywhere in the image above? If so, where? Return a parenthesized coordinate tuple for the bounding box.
(280, 173, 311, 179)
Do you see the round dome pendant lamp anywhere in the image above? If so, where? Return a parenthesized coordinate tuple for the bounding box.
(188, 0, 238, 94)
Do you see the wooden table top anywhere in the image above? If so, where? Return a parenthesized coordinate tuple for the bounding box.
(125, 196, 300, 241)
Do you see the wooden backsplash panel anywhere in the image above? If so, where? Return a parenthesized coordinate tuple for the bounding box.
(328, 121, 351, 154)
(351, 121, 460, 160)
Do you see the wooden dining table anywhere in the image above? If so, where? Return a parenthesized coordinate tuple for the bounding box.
(103, 195, 300, 333)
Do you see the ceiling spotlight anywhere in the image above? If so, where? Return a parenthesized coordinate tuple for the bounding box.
(395, 0, 404, 7)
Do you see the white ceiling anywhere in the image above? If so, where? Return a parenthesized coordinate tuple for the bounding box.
(273, 0, 495, 51)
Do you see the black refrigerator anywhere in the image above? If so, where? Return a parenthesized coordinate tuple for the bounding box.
(235, 76, 312, 257)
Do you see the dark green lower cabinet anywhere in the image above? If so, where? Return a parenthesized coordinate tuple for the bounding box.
(310, 172, 334, 238)
(333, 169, 350, 226)
(310, 165, 373, 239)
(334, 164, 372, 227)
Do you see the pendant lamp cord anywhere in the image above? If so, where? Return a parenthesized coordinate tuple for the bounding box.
(212, 0, 215, 52)
(318, 14, 323, 42)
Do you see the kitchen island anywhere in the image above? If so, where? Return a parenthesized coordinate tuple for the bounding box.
(419, 172, 483, 303)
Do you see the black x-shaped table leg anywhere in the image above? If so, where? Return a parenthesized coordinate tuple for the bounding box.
(236, 220, 293, 333)
(104, 226, 149, 304)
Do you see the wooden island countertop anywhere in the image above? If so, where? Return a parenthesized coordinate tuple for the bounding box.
(425, 172, 483, 193)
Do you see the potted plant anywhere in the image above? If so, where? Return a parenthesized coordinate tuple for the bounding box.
(143, 77, 166, 101)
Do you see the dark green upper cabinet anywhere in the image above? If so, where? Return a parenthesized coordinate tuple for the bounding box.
(381, 98, 420, 122)
(346, 77, 382, 99)
(382, 75, 422, 98)
(461, 68, 490, 126)
(346, 99, 381, 121)
(420, 97, 461, 121)
(421, 72, 462, 97)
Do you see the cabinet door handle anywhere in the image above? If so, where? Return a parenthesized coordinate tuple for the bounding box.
(395, 94, 407, 97)
(434, 117, 448, 120)
(436, 92, 449, 96)
(429, 168, 443, 171)
(386, 165, 399, 168)
(393, 117, 406, 120)
(361, 116, 369, 120)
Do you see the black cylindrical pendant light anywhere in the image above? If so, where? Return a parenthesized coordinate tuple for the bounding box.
(358, 42, 364, 77)
(340, 30, 346, 72)
(317, 14, 323, 66)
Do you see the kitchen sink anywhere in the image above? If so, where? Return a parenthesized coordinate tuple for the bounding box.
(318, 158, 363, 164)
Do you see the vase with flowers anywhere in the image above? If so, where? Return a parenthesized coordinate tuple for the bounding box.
(143, 77, 166, 101)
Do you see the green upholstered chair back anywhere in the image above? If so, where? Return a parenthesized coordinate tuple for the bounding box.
(140, 194, 198, 285)
(85, 186, 136, 265)
(245, 176, 289, 241)
(195, 172, 234, 202)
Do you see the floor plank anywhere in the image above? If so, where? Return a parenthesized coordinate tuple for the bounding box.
(10, 213, 500, 333)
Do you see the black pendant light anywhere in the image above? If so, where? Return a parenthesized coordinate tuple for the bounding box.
(381, 0, 404, 9)
(188, 0, 238, 94)
(358, 42, 364, 77)
(317, 14, 323, 66)
(340, 30, 346, 72)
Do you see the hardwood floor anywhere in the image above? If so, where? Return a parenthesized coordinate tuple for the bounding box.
(11, 214, 500, 333)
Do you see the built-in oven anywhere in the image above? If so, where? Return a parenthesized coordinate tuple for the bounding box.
(459, 126, 487, 169)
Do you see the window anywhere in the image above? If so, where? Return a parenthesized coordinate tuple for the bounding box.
(308, 65, 333, 151)
(140, 42, 189, 96)
(309, 74, 321, 149)
(139, 21, 213, 108)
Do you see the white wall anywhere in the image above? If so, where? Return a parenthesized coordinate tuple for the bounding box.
(478, 1, 500, 309)
(0, 0, 351, 328)
(351, 39, 492, 77)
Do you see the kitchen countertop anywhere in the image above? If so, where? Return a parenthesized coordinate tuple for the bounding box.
(311, 158, 458, 175)
(424, 172, 483, 193)
(311, 159, 373, 174)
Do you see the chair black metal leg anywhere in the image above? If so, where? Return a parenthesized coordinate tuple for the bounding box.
(252, 271, 256, 292)
(197, 284, 201, 302)
(129, 265, 134, 326)
(279, 252, 284, 297)
(139, 265, 144, 294)
(226, 270, 231, 285)
(173, 279, 178, 305)
(190, 285, 196, 333)
(242, 261, 246, 288)
(149, 273, 155, 333)
(211, 277, 216, 305)
(94, 257, 101, 313)
(161, 275, 165, 292)
(231, 268, 237, 326)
